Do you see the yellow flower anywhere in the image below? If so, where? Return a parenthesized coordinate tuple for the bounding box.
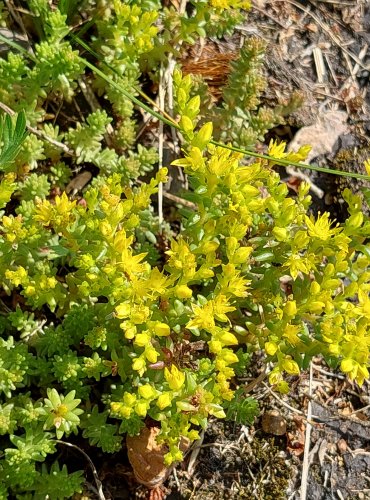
(172, 146, 206, 173)
(310, 281, 321, 295)
(284, 300, 297, 317)
(187, 295, 236, 332)
(210, 0, 251, 10)
(145, 345, 159, 363)
(276, 381, 290, 394)
(164, 365, 185, 391)
(283, 324, 301, 347)
(133, 268, 169, 300)
(218, 348, 238, 365)
(210, 0, 229, 10)
(119, 252, 148, 279)
(269, 368, 283, 385)
(115, 303, 131, 319)
(166, 238, 196, 278)
(34, 192, 76, 229)
(208, 340, 222, 354)
(217, 330, 238, 346)
(134, 332, 151, 347)
(24, 285, 35, 296)
(281, 357, 300, 375)
(340, 358, 369, 386)
(156, 392, 172, 410)
(138, 384, 157, 400)
(364, 159, 370, 176)
(156, 167, 168, 183)
(1, 214, 27, 242)
(123, 392, 136, 407)
(268, 139, 287, 159)
(39, 275, 57, 290)
(135, 401, 149, 417)
(265, 341, 278, 356)
(175, 285, 193, 299)
(5, 266, 28, 286)
(354, 289, 370, 319)
(287, 144, 312, 163)
(188, 429, 200, 441)
(110, 402, 132, 419)
(132, 356, 146, 374)
(219, 267, 250, 298)
(305, 212, 340, 241)
(213, 294, 236, 322)
(130, 305, 150, 324)
(186, 302, 215, 331)
(226, 237, 238, 257)
(153, 322, 171, 337)
(283, 254, 311, 280)
(341, 358, 355, 374)
(272, 227, 287, 242)
(120, 322, 136, 340)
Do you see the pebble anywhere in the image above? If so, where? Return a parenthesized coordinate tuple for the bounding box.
(261, 410, 287, 436)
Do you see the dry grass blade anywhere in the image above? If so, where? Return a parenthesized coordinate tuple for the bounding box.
(187, 429, 205, 476)
(158, 65, 165, 227)
(300, 363, 313, 500)
(182, 46, 237, 100)
(55, 440, 106, 500)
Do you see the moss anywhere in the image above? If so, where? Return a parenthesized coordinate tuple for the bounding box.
(237, 436, 292, 499)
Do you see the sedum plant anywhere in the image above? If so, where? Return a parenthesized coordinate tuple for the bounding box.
(1, 104, 370, 495)
(0, 0, 370, 498)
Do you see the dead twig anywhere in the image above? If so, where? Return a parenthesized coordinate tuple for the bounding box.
(187, 429, 205, 476)
(300, 363, 313, 500)
(311, 363, 346, 380)
(158, 65, 165, 227)
(309, 396, 370, 427)
(262, 382, 306, 416)
(5, 0, 34, 55)
(243, 368, 267, 394)
(313, 46, 326, 84)
(55, 440, 106, 500)
(162, 191, 196, 209)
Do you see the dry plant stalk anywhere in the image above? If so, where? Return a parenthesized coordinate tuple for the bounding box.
(127, 426, 190, 488)
(182, 43, 237, 99)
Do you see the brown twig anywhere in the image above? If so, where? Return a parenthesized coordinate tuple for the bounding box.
(243, 369, 267, 394)
(300, 363, 313, 500)
(55, 440, 106, 500)
(262, 382, 306, 416)
(187, 428, 205, 476)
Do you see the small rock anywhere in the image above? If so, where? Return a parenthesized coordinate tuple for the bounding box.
(288, 110, 348, 163)
(261, 410, 287, 436)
